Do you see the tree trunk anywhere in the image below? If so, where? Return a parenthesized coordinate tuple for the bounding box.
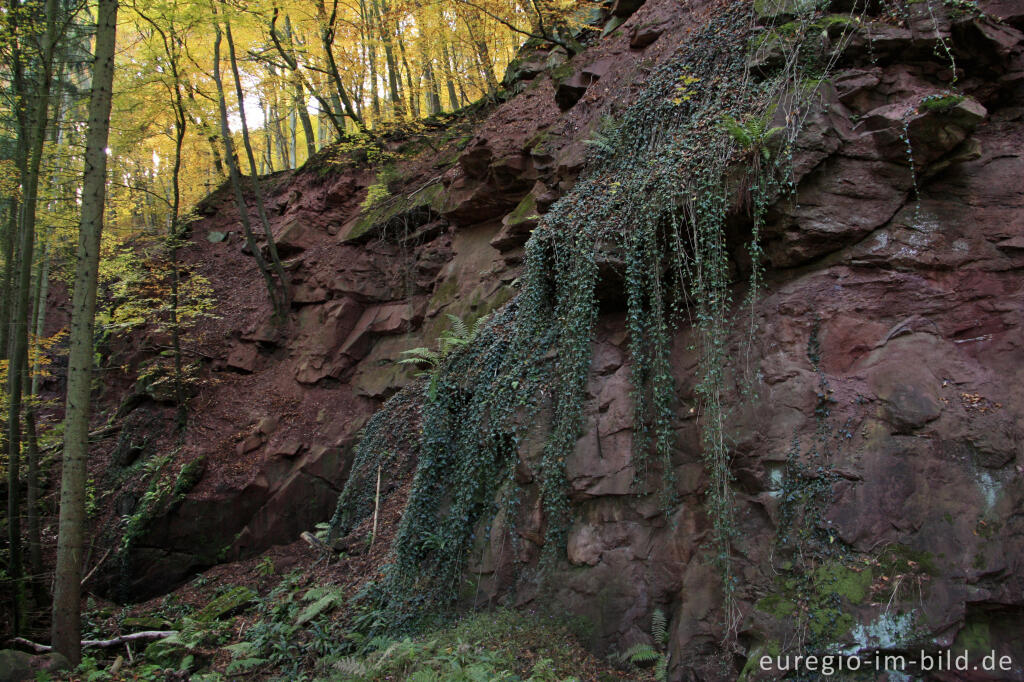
(51, 0, 117, 663)
(271, 98, 288, 169)
(25, 241, 50, 604)
(211, 10, 284, 317)
(0, 200, 17, 360)
(8, 0, 59, 635)
(260, 96, 275, 173)
(372, 0, 404, 118)
(224, 16, 291, 308)
(396, 34, 420, 118)
(295, 82, 316, 159)
(305, 0, 362, 131)
(288, 107, 297, 168)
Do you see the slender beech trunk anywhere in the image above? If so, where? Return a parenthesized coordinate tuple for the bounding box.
(271, 97, 288, 168)
(260, 96, 275, 173)
(308, 0, 363, 130)
(0, 200, 17, 357)
(295, 82, 316, 160)
(224, 16, 290, 306)
(185, 82, 225, 177)
(396, 34, 420, 118)
(358, 0, 381, 123)
(372, 0, 404, 118)
(280, 15, 316, 161)
(51, 0, 117, 662)
(441, 41, 466, 108)
(8, 0, 59, 635)
(25, 242, 50, 604)
(211, 12, 285, 317)
(288, 107, 297, 168)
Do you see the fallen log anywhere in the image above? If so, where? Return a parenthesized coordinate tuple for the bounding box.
(9, 630, 176, 653)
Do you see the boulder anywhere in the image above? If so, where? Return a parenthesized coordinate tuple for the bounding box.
(273, 219, 317, 254)
(630, 24, 664, 48)
(0, 651, 70, 681)
(611, 0, 645, 17)
(225, 343, 259, 373)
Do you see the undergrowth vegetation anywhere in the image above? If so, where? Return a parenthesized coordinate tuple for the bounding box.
(66, 572, 609, 681)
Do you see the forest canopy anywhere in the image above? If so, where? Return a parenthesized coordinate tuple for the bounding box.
(2, 0, 585, 256)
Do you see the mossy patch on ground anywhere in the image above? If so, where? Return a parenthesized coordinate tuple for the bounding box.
(194, 586, 256, 623)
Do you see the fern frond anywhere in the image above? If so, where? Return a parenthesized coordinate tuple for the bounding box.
(333, 655, 369, 676)
(720, 114, 752, 148)
(583, 135, 615, 154)
(621, 643, 661, 665)
(445, 313, 469, 340)
(655, 655, 669, 682)
(295, 589, 345, 625)
(225, 657, 267, 674)
(651, 608, 668, 645)
(400, 348, 440, 361)
(471, 313, 491, 339)
(302, 586, 332, 602)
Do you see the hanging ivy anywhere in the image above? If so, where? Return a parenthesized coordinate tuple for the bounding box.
(328, 0, 866, 639)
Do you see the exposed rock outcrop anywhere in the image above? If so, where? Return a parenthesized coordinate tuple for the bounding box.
(91, 0, 1024, 677)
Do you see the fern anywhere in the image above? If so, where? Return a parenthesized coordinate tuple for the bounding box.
(654, 656, 669, 682)
(397, 313, 491, 400)
(621, 643, 661, 665)
(583, 114, 619, 155)
(445, 313, 470, 343)
(295, 588, 345, 625)
(301, 585, 333, 602)
(333, 655, 369, 677)
(398, 347, 442, 373)
(651, 608, 668, 646)
(225, 657, 267, 674)
(583, 134, 614, 154)
(224, 641, 259, 658)
(620, 611, 671, 676)
(720, 110, 784, 159)
(364, 634, 395, 653)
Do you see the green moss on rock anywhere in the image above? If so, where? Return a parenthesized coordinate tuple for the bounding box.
(173, 457, 206, 499)
(123, 615, 173, 631)
(756, 594, 797, 617)
(194, 586, 256, 623)
(429, 274, 461, 313)
(919, 93, 966, 113)
(550, 62, 576, 83)
(955, 621, 992, 657)
(814, 562, 872, 603)
(505, 194, 540, 229)
(345, 182, 446, 243)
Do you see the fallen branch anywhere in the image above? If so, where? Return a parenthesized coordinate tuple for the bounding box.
(9, 631, 176, 653)
(81, 547, 113, 586)
(40, 424, 119, 454)
(9, 637, 50, 653)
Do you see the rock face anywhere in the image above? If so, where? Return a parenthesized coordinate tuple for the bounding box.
(92, 0, 1024, 676)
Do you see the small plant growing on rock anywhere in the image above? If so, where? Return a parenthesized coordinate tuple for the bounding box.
(919, 92, 965, 113)
(720, 109, 784, 162)
(582, 115, 620, 156)
(619, 609, 669, 681)
(398, 313, 490, 399)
